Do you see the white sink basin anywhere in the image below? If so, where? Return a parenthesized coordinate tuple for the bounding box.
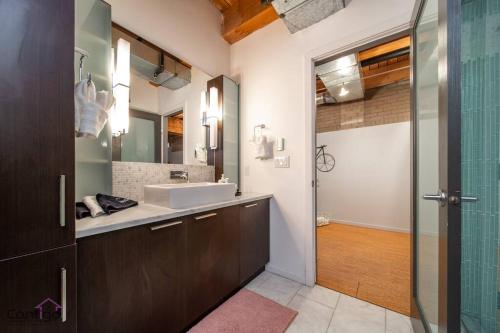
(144, 182, 237, 209)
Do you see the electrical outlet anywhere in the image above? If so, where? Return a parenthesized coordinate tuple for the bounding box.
(274, 156, 290, 168)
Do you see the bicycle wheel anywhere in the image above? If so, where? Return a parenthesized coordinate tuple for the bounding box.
(316, 153, 335, 172)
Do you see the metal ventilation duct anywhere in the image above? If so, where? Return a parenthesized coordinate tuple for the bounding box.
(112, 25, 191, 90)
(153, 54, 191, 90)
(315, 53, 364, 104)
(271, 0, 350, 33)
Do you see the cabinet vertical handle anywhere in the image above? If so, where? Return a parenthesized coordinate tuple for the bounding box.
(60, 267, 67, 322)
(59, 175, 66, 227)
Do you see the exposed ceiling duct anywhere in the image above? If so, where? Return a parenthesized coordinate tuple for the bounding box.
(315, 53, 364, 104)
(112, 24, 191, 90)
(270, 0, 350, 33)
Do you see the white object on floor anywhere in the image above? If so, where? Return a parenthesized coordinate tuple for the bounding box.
(82, 195, 105, 218)
(317, 216, 330, 227)
(244, 271, 414, 333)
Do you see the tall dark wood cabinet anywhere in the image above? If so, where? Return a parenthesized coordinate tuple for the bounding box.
(0, 0, 76, 332)
(239, 200, 270, 284)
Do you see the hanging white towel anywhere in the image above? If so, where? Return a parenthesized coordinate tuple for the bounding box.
(78, 88, 115, 139)
(254, 135, 272, 160)
(74, 79, 95, 133)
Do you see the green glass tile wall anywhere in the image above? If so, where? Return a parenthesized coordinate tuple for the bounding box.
(461, 0, 500, 332)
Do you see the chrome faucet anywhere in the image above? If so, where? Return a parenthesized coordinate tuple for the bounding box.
(170, 170, 189, 182)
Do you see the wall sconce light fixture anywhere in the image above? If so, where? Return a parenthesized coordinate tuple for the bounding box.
(208, 86, 219, 150)
(200, 90, 208, 127)
(111, 38, 130, 137)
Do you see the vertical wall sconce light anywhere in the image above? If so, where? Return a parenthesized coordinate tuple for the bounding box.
(111, 38, 130, 137)
(200, 90, 208, 127)
(208, 86, 219, 150)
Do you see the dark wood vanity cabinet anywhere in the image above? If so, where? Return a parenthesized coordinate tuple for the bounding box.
(0, 245, 77, 333)
(185, 206, 240, 324)
(239, 200, 270, 284)
(77, 218, 188, 333)
(77, 199, 270, 333)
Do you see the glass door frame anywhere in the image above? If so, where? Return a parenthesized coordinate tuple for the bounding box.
(410, 0, 461, 332)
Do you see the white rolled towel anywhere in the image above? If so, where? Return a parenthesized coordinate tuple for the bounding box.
(82, 195, 105, 218)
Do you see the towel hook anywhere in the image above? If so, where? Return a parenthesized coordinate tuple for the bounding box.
(74, 47, 90, 82)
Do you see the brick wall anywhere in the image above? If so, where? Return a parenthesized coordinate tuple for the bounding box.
(316, 80, 410, 133)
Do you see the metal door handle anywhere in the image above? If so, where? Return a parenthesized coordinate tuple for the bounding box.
(60, 267, 67, 322)
(150, 221, 182, 231)
(461, 196, 478, 202)
(423, 190, 447, 206)
(244, 203, 258, 208)
(449, 194, 479, 205)
(59, 175, 66, 227)
(194, 212, 218, 221)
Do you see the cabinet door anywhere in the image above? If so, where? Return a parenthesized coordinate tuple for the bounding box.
(186, 206, 239, 324)
(0, 245, 77, 333)
(0, 0, 75, 260)
(77, 219, 187, 333)
(239, 199, 270, 284)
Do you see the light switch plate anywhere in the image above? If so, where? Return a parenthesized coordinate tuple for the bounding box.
(274, 156, 290, 168)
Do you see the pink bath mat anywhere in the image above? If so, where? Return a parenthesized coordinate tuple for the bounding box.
(189, 289, 298, 333)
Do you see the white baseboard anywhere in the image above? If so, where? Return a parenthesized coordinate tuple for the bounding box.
(265, 264, 306, 285)
(327, 218, 410, 233)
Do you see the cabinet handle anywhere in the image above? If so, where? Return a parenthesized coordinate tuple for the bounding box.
(59, 175, 66, 227)
(244, 203, 258, 208)
(194, 212, 218, 221)
(150, 220, 183, 231)
(60, 267, 67, 323)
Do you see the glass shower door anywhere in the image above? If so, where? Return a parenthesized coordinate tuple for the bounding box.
(460, 0, 500, 332)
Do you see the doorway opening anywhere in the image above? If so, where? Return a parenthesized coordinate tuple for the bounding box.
(314, 35, 412, 316)
(163, 109, 184, 164)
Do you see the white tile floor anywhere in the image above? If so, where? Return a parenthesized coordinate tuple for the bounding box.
(245, 271, 413, 333)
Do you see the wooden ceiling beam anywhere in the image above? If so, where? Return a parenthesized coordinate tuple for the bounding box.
(211, 0, 279, 44)
(358, 36, 410, 62)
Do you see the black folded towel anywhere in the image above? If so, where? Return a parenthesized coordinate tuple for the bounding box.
(96, 193, 138, 215)
(76, 202, 91, 219)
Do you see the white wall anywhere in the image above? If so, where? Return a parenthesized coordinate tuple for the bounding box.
(317, 123, 411, 233)
(106, 0, 229, 77)
(230, 0, 415, 283)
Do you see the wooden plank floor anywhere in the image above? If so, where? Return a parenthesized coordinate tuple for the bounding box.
(316, 222, 410, 315)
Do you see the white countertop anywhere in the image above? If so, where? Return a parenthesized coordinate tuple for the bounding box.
(76, 192, 273, 238)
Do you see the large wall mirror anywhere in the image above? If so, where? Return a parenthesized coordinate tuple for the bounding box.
(111, 23, 212, 166)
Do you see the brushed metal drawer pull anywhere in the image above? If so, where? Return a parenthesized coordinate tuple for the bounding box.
(60, 267, 67, 322)
(150, 221, 183, 231)
(194, 213, 218, 220)
(244, 203, 258, 208)
(59, 175, 66, 227)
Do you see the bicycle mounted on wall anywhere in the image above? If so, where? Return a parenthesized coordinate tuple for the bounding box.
(316, 145, 335, 172)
